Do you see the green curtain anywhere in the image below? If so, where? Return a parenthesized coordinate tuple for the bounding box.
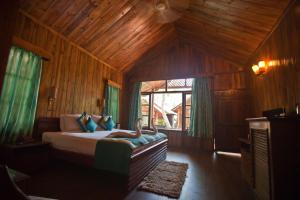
(188, 78, 213, 139)
(128, 82, 141, 130)
(0, 46, 42, 144)
(105, 84, 119, 122)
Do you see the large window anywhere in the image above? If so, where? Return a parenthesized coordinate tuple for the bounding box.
(141, 78, 192, 131)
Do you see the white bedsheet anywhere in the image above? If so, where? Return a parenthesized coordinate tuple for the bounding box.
(42, 129, 133, 156)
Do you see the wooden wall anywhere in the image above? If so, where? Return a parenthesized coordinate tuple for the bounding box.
(0, 0, 18, 92)
(249, 0, 300, 117)
(123, 43, 250, 152)
(13, 12, 123, 118)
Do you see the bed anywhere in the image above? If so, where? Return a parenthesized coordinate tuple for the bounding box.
(35, 117, 168, 191)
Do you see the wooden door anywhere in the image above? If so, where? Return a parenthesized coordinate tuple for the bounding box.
(214, 90, 250, 152)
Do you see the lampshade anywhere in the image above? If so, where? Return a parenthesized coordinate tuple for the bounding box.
(252, 65, 260, 75)
(252, 60, 268, 76)
(258, 61, 266, 67)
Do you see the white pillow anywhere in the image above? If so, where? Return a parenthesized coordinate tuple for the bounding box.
(60, 114, 82, 132)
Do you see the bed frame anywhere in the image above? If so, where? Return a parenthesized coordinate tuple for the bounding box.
(35, 117, 168, 191)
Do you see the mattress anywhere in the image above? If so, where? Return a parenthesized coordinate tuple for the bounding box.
(42, 129, 134, 156)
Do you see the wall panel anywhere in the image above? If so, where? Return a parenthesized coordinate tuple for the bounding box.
(13, 12, 123, 118)
(249, 1, 300, 116)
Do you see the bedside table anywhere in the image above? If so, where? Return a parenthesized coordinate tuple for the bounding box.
(0, 141, 50, 174)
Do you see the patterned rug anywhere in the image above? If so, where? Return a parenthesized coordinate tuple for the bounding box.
(138, 161, 188, 198)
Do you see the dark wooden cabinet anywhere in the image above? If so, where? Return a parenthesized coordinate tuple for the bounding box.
(0, 142, 50, 174)
(247, 117, 299, 200)
(239, 138, 253, 187)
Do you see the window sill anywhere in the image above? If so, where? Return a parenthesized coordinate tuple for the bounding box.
(157, 128, 188, 134)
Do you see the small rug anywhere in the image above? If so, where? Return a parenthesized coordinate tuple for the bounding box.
(138, 161, 188, 198)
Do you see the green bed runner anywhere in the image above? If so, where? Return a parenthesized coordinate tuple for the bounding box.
(94, 132, 166, 175)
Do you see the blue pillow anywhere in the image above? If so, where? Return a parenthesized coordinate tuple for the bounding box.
(77, 112, 89, 132)
(98, 116, 108, 130)
(86, 117, 98, 132)
(105, 117, 115, 131)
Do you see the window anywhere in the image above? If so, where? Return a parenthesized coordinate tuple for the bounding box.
(105, 83, 120, 122)
(141, 78, 192, 131)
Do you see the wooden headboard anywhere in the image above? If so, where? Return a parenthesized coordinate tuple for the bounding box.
(33, 117, 60, 139)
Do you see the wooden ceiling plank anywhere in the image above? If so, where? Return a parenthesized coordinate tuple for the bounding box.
(103, 24, 174, 63)
(19, 0, 40, 13)
(71, 0, 138, 44)
(93, 13, 167, 58)
(24, 0, 58, 19)
(186, 6, 274, 33)
(238, 0, 289, 10)
(84, 4, 140, 52)
(176, 22, 258, 52)
(190, 2, 279, 26)
(177, 15, 263, 46)
(66, 0, 129, 39)
(19, 9, 117, 71)
(193, 0, 285, 19)
(49, 0, 89, 32)
(61, 3, 97, 37)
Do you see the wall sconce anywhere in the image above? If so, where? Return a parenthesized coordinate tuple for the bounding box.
(48, 86, 58, 111)
(252, 60, 268, 76)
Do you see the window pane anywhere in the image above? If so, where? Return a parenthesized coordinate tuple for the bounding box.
(167, 78, 192, 91)
(142, 116, 149, 127)
(185, 117, 190, 129)
(141, 94, 150, 128)
(185, 105, 191, 117)
(141, 80, 166, 92)
(153, 93, 182, 130)
(186, 94, 191, 106)
(142, 105, 149, 115)
(141, 95, 150, 105)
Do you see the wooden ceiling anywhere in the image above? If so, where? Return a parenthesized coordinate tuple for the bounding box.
(19, 0, 290, 71)
(176, 0, 291, 66)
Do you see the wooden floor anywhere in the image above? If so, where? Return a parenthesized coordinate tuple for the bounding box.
(25, 148, 254, 200)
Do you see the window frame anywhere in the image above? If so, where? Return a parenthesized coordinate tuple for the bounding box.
(141, 79, 192, 131)
(141, 93, 151, 128)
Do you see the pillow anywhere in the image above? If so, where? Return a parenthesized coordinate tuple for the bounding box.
(86, 117, 98, 132)
(60, 114, 82, 132)
(91, 115, 104, 131)
(105, 116, 115, 131)
(98, 116, 108, 130)
(76, 112, 90, 132)
(91, 115, 102, 123)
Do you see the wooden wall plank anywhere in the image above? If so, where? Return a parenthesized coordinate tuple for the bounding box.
(248, 1, 300, 117)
